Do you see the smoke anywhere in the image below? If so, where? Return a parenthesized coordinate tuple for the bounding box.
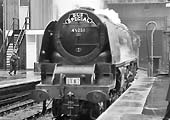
(53, 0, 105, 19)
(53, 0, 122, 26)
(73, 0, 105, 9)
(94, 8, 121, 24)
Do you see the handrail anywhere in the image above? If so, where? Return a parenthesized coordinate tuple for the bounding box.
(14, 20, 26, 52)
(15, 31, 25, 53)
(0, 20, 14, 53)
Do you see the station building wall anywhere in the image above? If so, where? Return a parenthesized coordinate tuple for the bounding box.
(108, 3, 170, 71)
(108, 3, 170, 30)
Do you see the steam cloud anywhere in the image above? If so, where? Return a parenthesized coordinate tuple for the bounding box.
(53, 0, 121, 25)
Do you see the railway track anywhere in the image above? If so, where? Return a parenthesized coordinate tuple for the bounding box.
(0, 94, 120, 120)
(0, 80, 40, 106)
(0, 99, 35, 116)
(0, 99, 52, 120)
(0, 79, 52, 120)
(0, 75, 133, 120)
(0, 86, 124, 119)
(0, 87, 124, 120)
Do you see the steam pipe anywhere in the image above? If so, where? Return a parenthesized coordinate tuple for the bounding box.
(146, 21, 157, 77)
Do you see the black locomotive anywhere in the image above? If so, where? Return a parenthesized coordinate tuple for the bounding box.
(31, 7, 140, 120)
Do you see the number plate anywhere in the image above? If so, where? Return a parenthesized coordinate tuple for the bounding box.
(66, 78, 80, 85)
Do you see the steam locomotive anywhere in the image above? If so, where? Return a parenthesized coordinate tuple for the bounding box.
(31, 7, 140, 120)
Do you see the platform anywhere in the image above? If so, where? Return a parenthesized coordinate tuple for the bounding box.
(97, 70, 168, 120)
(0, 70, 40, 88)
